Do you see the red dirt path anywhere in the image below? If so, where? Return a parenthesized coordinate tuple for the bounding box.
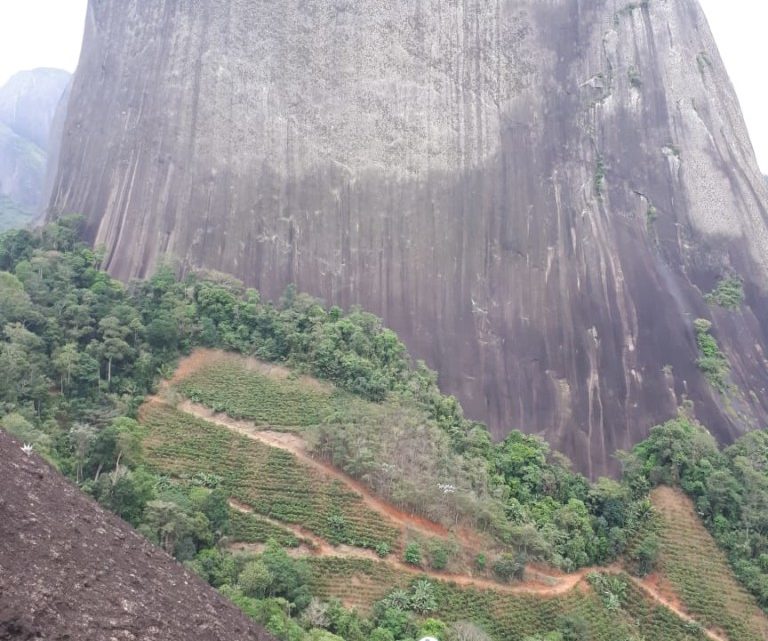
(149, 350, 732, 638)
(180, 399, 449, 540)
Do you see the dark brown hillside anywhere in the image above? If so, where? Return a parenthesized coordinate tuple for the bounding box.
(0, 430, 273, 641)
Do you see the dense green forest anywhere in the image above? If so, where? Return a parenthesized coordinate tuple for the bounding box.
(1, 218, 767, 640)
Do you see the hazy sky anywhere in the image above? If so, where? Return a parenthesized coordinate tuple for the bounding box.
(699, 0, 768, 171)
(0, 0, 766, 171)
(0, 1, 87, 85)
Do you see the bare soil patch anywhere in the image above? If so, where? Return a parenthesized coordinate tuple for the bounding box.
(168, 349, 332, 393)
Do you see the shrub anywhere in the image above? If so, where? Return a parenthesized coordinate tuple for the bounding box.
(630, 533, 660, 577)
(238, 559, 273, 598)
(427, 540, 452, 571)
(307, 630, 345, 641)
(404, 543, 422, 566)
(493, 552, 526, 583)
(409, 580, 437, 614)
(429, 546, 448, 570)
(559, 615, 589, 641)
(378, 589, 411, 612)
(450, 621, 492, 641)
(375, 542, 391, 558)
(705, 277, 744, 309)
(369, 629, 395, 641)
(327, 514, 349, 544)
(187, 547, 236, 587)
(300, 597, 330, 629)
(260, 541, 312, 608)
(419, 618, 448, 639)
(693, 319, 729, 391)
(587, 573, 627, 611)
(375, 606, 415, 640)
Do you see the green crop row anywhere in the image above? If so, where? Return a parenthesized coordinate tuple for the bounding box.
(177, 360, 350, 427)
(228, 509, 301, 548)
(653, 496, 768, 641)
(620, 584, 708, 641)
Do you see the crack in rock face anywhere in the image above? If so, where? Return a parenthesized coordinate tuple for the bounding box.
(48, 0, 768, 477)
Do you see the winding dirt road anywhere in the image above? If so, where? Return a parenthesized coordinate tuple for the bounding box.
(179, 400, 731, 637)
(625, 575, 727, 641)
(226, 498, 589, 597)
(150, 350, 730, 640)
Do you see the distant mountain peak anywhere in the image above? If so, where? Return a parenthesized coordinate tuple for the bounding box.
(0, 68, 70, 231)
(0, 67, 71, 150)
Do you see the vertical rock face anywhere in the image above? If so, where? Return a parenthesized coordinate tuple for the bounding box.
(49, 0, 768, 476)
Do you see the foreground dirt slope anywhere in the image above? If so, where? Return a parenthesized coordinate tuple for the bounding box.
(0, 430, 274, 641)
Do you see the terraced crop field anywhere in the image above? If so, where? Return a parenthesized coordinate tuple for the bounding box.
(651, 486, 768, 641)
(307, 558, 706, 641)
(308, 557, 409, 609)
(435, 583, 633, 641)
(228, 509, 301, 548)
(141, 404, 400, 550)
(177, 359, 355, 429)
(619, 581, 709, 641)
(148, 352, 762, 641)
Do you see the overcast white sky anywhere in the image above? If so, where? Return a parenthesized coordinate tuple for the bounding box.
(0, 1, 87, 86)
(0, 0, 766, 171)
(699, 0, 768, 171)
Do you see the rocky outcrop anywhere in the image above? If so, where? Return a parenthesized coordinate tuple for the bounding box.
(0, 429, 274, 641)
(0, 68, 70, 230)
(48, 0, 768, 476)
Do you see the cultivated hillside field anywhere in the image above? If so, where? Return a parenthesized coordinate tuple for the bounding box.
(134, 350, 768, 641)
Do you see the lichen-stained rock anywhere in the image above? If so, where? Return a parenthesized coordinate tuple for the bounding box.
(0, 429, 274, 641)
(48, 0, 768, 476)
